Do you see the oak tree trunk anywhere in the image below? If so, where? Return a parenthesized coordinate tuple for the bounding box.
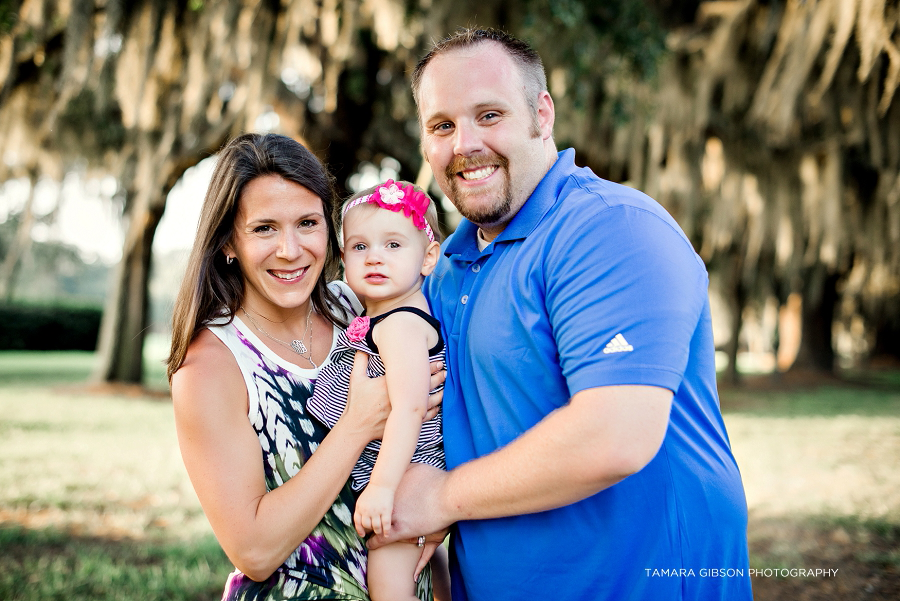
(792, 267, 840, 373)
(0, 172, 37, 302)
(92, 200, 164, 383)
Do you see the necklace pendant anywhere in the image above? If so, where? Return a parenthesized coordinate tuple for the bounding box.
(290, 339, 308, 354)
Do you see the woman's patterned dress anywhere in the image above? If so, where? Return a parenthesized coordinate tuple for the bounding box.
(206, 283, 432, 601)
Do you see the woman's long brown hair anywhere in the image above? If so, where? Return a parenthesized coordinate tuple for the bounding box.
(166, 133, 347, 381)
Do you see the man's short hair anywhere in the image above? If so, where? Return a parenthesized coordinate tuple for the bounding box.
(411, 28, 548, 118)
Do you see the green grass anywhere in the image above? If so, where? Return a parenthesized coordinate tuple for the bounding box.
(0, 342, 171, 392)
(0, 351, 97, 386)
(2, 349, 899, 600)
(720, 374, 900, 598)
(720, 381, 900, 417)
(746, 514, 900, 599)
(0, 349, 230, 601)
(0, 525, 230, 601)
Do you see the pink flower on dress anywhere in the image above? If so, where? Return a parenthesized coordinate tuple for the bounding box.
(347, 316, 370, 342)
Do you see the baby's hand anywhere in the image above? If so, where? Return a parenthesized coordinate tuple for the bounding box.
(354, 484, 395, 537)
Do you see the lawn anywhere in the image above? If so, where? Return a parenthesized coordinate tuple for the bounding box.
(722, 379, 900, 600)
(0, 350, 898, 600)
(0, 351, 229, 601)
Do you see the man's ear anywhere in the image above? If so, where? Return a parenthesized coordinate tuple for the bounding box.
(537, 90, 555, 140)
(420, 240, 441, 276)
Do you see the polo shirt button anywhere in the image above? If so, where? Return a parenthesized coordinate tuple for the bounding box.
(461, 295, 469, 304)
(472, 264, 481, 273)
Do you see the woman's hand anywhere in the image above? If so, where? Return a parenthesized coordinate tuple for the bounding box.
(425, 360, 445, 421)
(341, 351, 391, 442)
(342, 353, 445, 440)
(412, 530, 449, 582)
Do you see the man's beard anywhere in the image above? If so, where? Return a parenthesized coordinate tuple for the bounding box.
(445, 153, 512, 226)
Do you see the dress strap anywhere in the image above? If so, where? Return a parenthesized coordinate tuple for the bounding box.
(365, 306, 444, 355)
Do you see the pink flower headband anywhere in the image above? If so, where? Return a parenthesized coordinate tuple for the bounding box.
(342, 180, 435, 243)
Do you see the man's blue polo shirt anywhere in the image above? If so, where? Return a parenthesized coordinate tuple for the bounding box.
(424, 149, 751, 601)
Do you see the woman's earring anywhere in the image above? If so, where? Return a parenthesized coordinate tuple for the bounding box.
(227, 256, 234, 265)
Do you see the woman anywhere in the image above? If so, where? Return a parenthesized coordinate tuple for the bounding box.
(166, 133, 440, 600)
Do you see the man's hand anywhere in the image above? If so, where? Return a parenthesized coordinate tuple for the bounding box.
(367, 464, 451, 549)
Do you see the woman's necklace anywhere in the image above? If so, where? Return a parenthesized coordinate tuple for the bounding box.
(241, 304, 317, 367)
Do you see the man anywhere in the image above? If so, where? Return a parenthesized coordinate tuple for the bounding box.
(376, 28, 752, 600)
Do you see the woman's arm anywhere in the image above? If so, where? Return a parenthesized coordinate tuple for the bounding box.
(353, 312, 434, 536)
(172, 330, 388, 581)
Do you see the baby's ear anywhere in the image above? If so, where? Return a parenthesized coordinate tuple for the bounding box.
(420, 240, 441, 276)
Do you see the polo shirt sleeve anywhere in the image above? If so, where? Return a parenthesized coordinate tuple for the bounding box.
(546, 202, 709, 396)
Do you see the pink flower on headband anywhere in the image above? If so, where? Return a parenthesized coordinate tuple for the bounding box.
(343, 179, 436, 242)
(347, 316, 370, 342)
(378, 182, 405, 205)
(376, 180, 432, 234)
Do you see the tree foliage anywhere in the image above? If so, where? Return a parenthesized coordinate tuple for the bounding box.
(0, 0, 897, 383)
(0, 0, 668, 383)
(578, 0, 900, 374)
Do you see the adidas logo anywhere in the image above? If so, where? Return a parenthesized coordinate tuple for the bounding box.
(603, 333, 634, 354)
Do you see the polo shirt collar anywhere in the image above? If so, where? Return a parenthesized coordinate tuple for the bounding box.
(443, 148, 577, 260)
(443, 219, 481, 261)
